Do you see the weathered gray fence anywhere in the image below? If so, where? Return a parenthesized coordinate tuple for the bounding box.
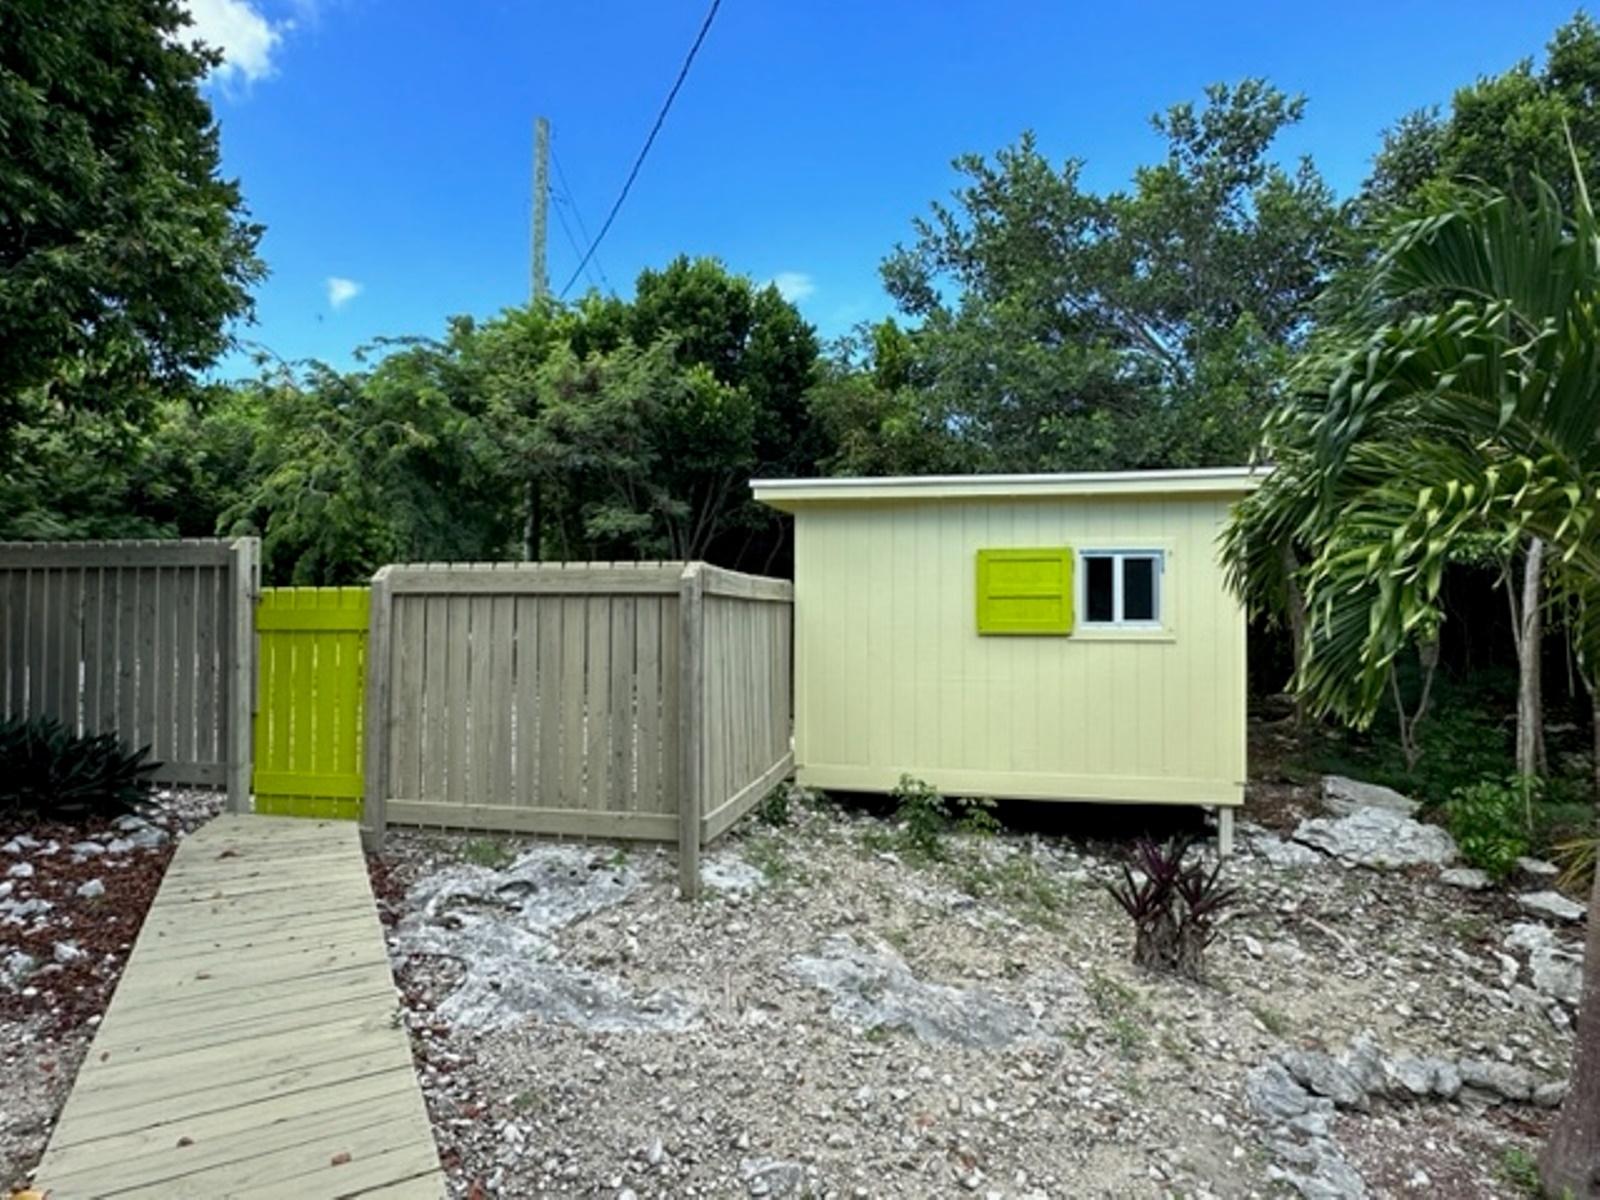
(0, 538, 259, 810)
(361, 561, 793, 893)
(678, 563, 795, 889)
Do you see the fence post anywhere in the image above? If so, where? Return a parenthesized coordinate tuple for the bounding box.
(361, 568, 394, 852)
(677, 562, 705, 898)
(225, 538, 259, 814)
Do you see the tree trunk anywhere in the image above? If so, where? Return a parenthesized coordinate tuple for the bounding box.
(1393, 636, 1441, 772)
(1593, 699, 1600, 809)
(1540, 859, 1600, 1197)
(1280, 542, 1310, 727)
(1517, 537, 1548, 778)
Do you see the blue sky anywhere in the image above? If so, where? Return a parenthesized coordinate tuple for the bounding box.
(194, 0, 1590, 374)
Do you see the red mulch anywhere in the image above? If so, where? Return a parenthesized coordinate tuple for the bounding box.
(0, 819, 175, 1037)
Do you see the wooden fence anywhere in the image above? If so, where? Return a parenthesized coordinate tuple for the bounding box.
(0, 538, 259, 810)
(362, 561, 793, 894)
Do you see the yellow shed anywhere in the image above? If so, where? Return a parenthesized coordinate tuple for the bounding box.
(751, 468, 1263, 850)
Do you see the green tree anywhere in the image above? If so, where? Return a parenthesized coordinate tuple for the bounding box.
(863, 80, 1342, 473)
(213, 338, 513, 584)
(524, 339, 755, 561)
(1226, 170, 1600, 1194)
(479, 258, 821, 571)
(1364, 14, 1600, 215)
(0, 0, 264, 471)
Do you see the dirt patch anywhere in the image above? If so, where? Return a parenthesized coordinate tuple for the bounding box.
(0, 790, 221, 1190)
(377, 789, 1570, 1198)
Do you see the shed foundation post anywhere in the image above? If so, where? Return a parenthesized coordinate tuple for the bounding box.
(1216, 806, 1234, 857)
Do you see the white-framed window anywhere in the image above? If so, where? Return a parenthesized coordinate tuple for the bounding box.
(1079, 550, 1164, 628)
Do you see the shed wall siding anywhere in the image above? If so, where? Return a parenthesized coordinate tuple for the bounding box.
(791, 495, 1245, 806)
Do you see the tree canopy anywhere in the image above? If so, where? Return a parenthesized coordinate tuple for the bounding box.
(0, 0, 264, 471)
(823, 80, 1344, 475)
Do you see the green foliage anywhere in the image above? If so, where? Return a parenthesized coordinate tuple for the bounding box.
(1445, 777, 1535, 880)
(757, 785, 791, 828)
(845, 79, 1343, 476)
(0, 716, 157, 821)
(1229, 157, 1600, 736)
(1301, 671, 1513, 807)
(956, 795, 1000, 837)
(891, 775, 951, 861)
(744, 834, 803, 885)
(1365, 15, 1600, 216)
(459, 837, 517, 870)
(0, 0, 263, 475)
(952, 852, 1072, 928)
(1499, 1146, 1543, 1197)
(887, 775, 1001, 861)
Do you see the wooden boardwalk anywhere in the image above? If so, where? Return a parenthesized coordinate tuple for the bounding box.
(34, 814, 444, 1199)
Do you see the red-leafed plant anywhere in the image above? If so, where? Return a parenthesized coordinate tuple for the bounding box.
(1107, 836, 1236, 981)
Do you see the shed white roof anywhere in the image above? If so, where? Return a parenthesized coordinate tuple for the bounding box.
(751, 466, 1266, 509)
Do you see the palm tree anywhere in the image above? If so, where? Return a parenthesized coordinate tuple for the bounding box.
(1230, 161, 1600, 1196)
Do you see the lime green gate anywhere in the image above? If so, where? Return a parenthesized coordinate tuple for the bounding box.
(253, 587, 369, 819)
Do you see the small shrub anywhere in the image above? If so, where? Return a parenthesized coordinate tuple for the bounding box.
(1500, 1146, 1541, 1196)
(461, 836, 516, 870)
(1106, 836, 1236, 982)
(757, 785, 791, 827)
(956, 795, 1000, 837)
(889, 776, 999, 860)
(892, 774, 950, 859)
(0, 715, 157, 821)
(1445, 776, 1533, 881)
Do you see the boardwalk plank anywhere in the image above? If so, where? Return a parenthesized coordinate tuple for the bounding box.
(33, 814, 442, 1200)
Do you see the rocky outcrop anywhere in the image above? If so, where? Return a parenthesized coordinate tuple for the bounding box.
(787, 934, 1036, 1049)
(1292, 807, 1457, 869)
(1247, 1036, 1565, 1199)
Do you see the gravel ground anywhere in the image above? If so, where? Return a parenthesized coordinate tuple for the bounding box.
(373, 762, 1579, 1200)
(0, 788, 221, 1189)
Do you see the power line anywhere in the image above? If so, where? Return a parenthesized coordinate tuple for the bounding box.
(551, 143, 611, 292)
(557, 0, 723, 298)
(552, 190, 603, 293)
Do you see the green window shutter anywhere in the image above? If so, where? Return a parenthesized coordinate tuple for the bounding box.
(976, 548, 1074, 636)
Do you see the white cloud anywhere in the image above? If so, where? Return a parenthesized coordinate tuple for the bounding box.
(770, 272, 816, 302)
(184, 0, 286, 86)
(325, 277, 362, 309)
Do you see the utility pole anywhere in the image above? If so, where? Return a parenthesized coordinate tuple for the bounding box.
(524, 115, 551, 560)
(531, 116, 550, 302)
